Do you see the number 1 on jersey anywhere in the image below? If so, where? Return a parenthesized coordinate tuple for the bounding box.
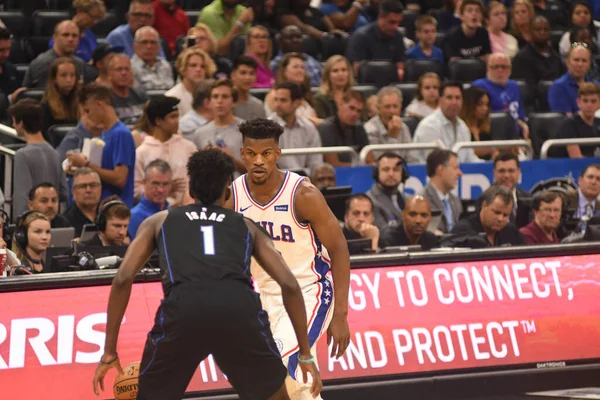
(200, 225, 215, 255)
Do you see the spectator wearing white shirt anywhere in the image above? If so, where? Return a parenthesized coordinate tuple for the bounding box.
(364, 86, 417, 164)
(413, 81, 480, 163)
(166, 48, 216, 116)
(131, 26, 174, 90)
(269, 82, 322, 171)
(179, 79, 215, 139)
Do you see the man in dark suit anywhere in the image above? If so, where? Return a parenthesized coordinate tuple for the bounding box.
(381, 196, 439, 250)
(366, 152, 408, 230)
(566, 163, 600, 217)
(421, 149, 463, 233)
(453, 185, 525, 247)
(477, 152, 531, 227)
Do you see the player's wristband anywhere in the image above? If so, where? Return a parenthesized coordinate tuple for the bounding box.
(100, 353, 119, 364)
(298, 354, 315, 364)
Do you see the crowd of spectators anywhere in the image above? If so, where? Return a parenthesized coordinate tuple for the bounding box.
(0, 0, 599, 272)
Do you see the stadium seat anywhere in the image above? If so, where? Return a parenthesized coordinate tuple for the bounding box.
(301, 35, 322, 60)
(536, 80, 554, 112)
(0, 11, 30, 38)
(322, 34, 348, 60)
(32, 10, 69, 37)
(401, 10, 419, 41)
(402, 116, 420, 137)
(47, 125, 75, 148)
(396, 82, 418, 107)
(9, 37, 28, 64)
(550, 30, 563, 52)
(404, 59, 444, 82)
(17, 89, 45, 102)
(175, 36, 186, 57)
(90, 12, 119, 37)
(514, 79, 535, 114)
(250, 87, 270, 101)
(490, 112, 519, 141)
(359, 60, 399, 87)
(353, 85, 378, 98)
(24, 36, 52, 61)
(186, 10, 202, 27)
(448, 59, 486, 82)
(528, 112, 567, 157)
(429, 9, 445, 28)
(229, 34, 246, 61)
(435, 32, 445, 48)
(15, 64, 28, 84)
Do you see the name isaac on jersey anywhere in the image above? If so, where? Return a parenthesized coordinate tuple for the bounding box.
(185, 208, 226, 222)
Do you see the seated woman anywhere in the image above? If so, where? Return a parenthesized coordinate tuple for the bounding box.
(486, 1, 518, 58)
(313, 55, 354, 119)
(265, 52, 317, 119)
(460, 86, 496, 160)
(244, 25, 275, 88)
(559, 1, 596, 58)
(188, 23, 232, 79)
(42, 57, 81, 143)
(49, 0, 106, 62)
(12, 211, 51, 274)
(405, 72, 440, 119)
(510, 0, 535, 48)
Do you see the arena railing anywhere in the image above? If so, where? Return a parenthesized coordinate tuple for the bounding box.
(358, 141, 447, 164)
(280, 146, 360, 165)
(540, 138, 600, 159)
(452, 139, 534, 159)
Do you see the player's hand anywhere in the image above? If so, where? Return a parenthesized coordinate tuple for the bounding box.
(298, 355, 322, 398)
(327, 312, 350, 358)
(92, 353, 123, 396)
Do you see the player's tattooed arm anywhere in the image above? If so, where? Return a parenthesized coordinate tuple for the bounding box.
(295, 180, 351, 359)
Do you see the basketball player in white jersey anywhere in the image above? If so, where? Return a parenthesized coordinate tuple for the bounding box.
(226, 118, 350, 400)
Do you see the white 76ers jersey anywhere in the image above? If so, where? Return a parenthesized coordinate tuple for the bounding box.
(232, 171, 331, 295)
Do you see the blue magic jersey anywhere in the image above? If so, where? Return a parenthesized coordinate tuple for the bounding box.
(232, 171, 331, 295)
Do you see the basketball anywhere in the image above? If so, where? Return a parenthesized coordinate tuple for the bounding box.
(113, 361, 140, 400)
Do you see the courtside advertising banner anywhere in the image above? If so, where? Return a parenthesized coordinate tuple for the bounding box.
(0, 255, 599, 399)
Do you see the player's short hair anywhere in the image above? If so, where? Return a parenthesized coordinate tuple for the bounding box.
(187, 149, 235, 205)
(239, 118, 284, 144)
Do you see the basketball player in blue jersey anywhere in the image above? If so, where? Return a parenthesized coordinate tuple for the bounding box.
(228, 118, 351, 400)
(92, 149, 321, 400)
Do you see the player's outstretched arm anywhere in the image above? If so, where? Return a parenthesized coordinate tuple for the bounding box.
(295, 181, 351, 359)
(245, 219, 323, 397)
(93, 211, 167, 396)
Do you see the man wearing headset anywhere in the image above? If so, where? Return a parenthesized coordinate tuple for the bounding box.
(83, 196, 131, 247)
(366, 152, 408, 230)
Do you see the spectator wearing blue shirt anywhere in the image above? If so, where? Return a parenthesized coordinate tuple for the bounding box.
(66, 83, 136, 208)
(406, 15, 445, 65)
(128, 159, 171, 239)
(105, 0, 166, 59)
(548, 44, 599, 115)
(49, 0, 106, 63)
(320, 0, 371, 33)
(472, 53, 530, 139)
